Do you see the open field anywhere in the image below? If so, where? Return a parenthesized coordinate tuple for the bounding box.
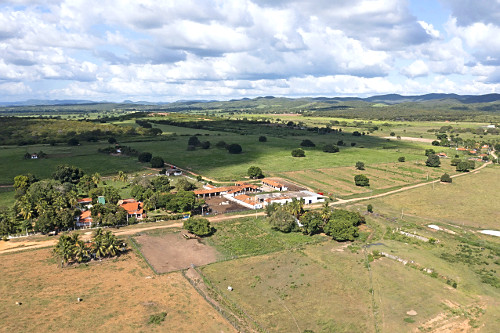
(0, 248, 234, 332)
(0, 143, 144, 185)
(279, 160, 464, 197)
(363, 165, 500, 229)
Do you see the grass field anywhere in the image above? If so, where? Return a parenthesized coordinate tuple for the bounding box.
(0, 143, 144, 185)
(363, 165, 500, 229)
(0, 247, 234, 332)
(279, 160, 462, 197)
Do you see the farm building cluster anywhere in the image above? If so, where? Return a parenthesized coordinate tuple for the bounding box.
(194, 178, 325, 210)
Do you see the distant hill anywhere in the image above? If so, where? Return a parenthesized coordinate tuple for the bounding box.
(2, 93, 499, 107)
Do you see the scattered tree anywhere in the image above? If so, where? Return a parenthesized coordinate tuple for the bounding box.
(425, 154, 441, 167)
(138, 152, 152, 163)
(440, 173, 452, 183)
(354, 174, 370, 186)
(227, 143, 242, 154)
(367, 204, 373, 213)
(323, 144, 339, 153)
(300, 139, 315, 147)
(291, 148, 305, 157)
(425, 148, 435, 156)
(150, 156, 164, 168)
(398, 156, 405, 162)
(183, 217, 212, 237)
(247, 166, 264, 179)
(258, 136, 267, 142)
(188, 136, 201, 147)
(456, 161, 470, 172)
(355, 161, 365, 170)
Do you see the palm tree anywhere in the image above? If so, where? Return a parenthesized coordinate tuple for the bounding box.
(92, 228, 107, 259)
(74, 240, 90, 263)
(91, 173, 101, 186)
(321, 199, 331, 223)
(102, 231, 121, 257)
(54, 234, 77, 267)
(17, 197, 34, 220)
(115, 171, 128, 183)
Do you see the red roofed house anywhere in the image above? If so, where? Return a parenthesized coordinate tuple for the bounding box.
(120, 199, 145, 221)
(262, 179, 288, 191)
(437, 153, 447, 158)
(76, 210, 93, 228)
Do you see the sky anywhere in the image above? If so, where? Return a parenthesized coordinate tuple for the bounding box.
(0, 0, 500, 102)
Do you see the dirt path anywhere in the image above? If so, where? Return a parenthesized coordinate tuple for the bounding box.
(382, 136, 434, 143)
(1, 157, 493, 255)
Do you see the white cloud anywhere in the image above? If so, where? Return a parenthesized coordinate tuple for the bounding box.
(401, 60, 429, 78)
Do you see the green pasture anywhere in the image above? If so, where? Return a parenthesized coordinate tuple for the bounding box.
(0, 143, 143, 185)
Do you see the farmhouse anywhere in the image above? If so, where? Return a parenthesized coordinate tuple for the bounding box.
(250, 190, 325, 208)
(76, 210, 93, 228)
(77, 197, 92, 210)
(119, 199, 145, 221)
(193, 183, 260, 198)
(262, 178, 288, 191)
(166, 168, 183, 176)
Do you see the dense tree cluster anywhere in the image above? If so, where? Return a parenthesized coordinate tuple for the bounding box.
(267, 200, 364, 241)
(54, 228, 126, 266)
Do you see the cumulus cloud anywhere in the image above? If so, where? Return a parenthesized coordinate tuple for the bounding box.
(0, 0, 498, 101)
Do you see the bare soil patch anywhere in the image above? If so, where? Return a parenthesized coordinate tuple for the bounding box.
(205, 196, 248, 214)
(135, 232, 218, 273)
(383, 136, 434, 143)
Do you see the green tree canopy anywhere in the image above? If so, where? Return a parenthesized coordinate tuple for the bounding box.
(354, 174, 370, 186)
(150, 156, 165, 168)
(247, 166, 264, 179)
(291, 148, 305, 157)
(183, 217, 212, 237)
(425, 154, 441, 167)
(268, 206, 297, 233)
(53, 165, 85, 184)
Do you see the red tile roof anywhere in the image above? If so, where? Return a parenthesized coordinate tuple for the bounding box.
(78, 198, 92, 203)
(79, 210, 92, 221)
(262, 179, 284, 188)
(120, 200, 144, 215)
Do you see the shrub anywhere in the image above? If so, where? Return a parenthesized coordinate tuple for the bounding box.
(398, 156, 405, 162)
(450, 158, 461, 166)
(367, 204, 373, 213)
(148, 312, 167, 325)
(258, 136, 267, 142)
(355, 161, 365, 170)
(467, 160, 475, 170)
(247, 166, 264, 179)
(323, 144, 339, 153)
(432, 140, 440, 146)
(291, 148, 305, 157)
(352, 131, 361, 136)
(390, 132, 395, 136)
(108, 137, 117, 144)
(150, 156, 164, 168)
(337, 140, 344, 146)
(354, 174, 370, 186)
(227, 143, 242, 154)
(300, 139, 315, 147)
(138, 152, 152, 163)
(351, 142, 356, 147)
(440, 173, 452, 183)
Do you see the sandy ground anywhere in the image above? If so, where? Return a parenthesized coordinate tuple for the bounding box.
(0, 248, 235, 332)
(382, 136, 434, 143)
(135, 232, 218, 273)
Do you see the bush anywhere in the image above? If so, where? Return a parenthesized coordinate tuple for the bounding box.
(355, 161, 365, 170)
(398, 156, 405, 162)
(67, 138, 79, 146)
(227, 143, 242, 154)
(150, 156, 164, 168)
(138, 152, 152, 163)
(247, 166, 264, 179)
(456, 161, 470, 172)
(200, 141, 210, 149)
(352, 131, 361, 136)
(467, 160, 475, 170)
(425, 154, 441, 167)
(258, 136, 267, 142)
(323, 144, 339, 153)
(367, 204, 373, 213)
(354, 174, 370, 186)
(440, 173, 452, 183)
(108, 137, 117, 144)
(183, 217, 212, 237)
(450, 158, 461, 166)
(390, 132, 395, 136)
(148, 312, 167, 325)
(188, 136, 200, 147)
(300, 139, 315, 147)
(432, 140, 440, 146)
(425, 148, 435, 156)
(215, 140, 227, 149)
(337, 140, 344, 146)
(291, 148, 305, 157)
(351, 142, 356, 147)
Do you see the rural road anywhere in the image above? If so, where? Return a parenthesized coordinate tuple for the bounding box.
(0, 154, 495, 255)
